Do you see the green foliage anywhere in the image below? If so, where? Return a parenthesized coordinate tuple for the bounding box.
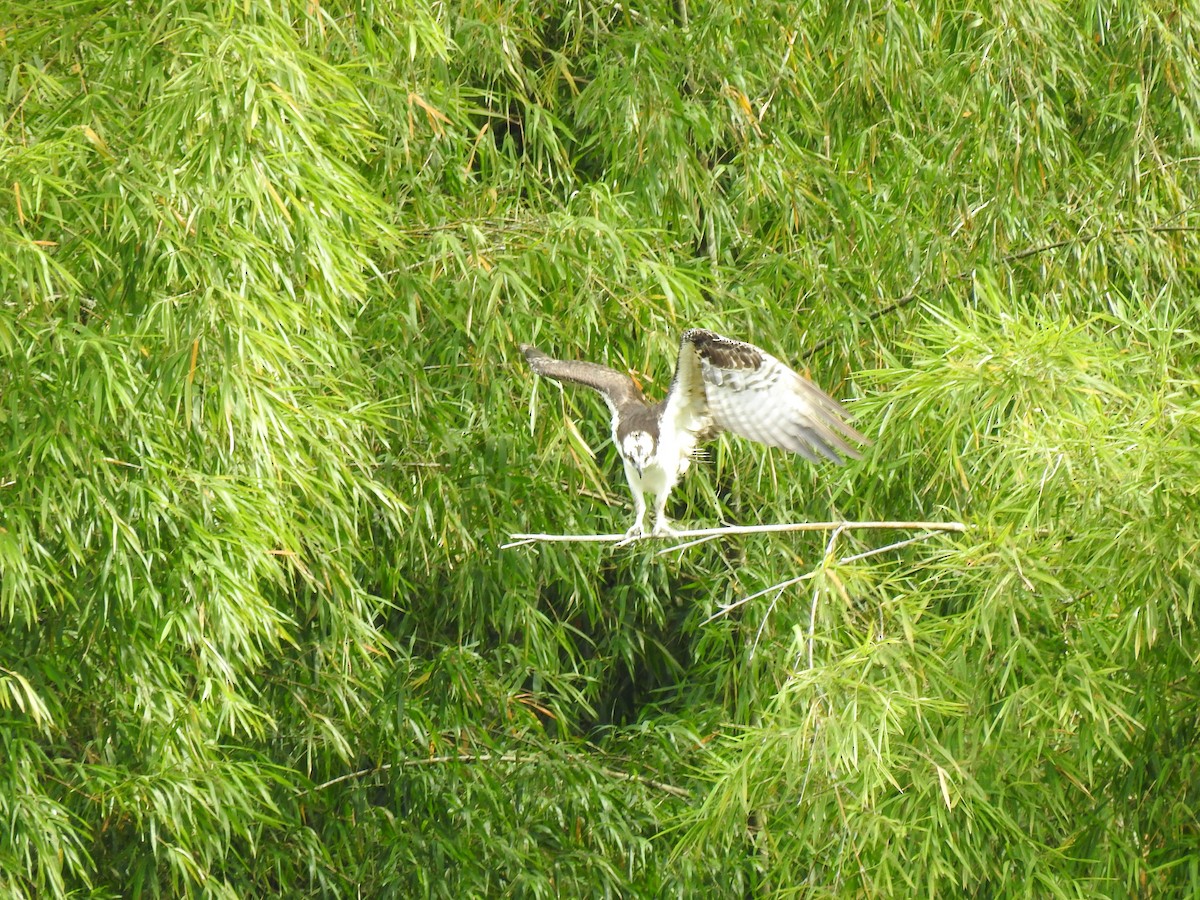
(2, 0, 1199, 896)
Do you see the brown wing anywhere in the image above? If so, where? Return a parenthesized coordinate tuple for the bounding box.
(681, 329, 868, 464)
(520, 343, 645, 419)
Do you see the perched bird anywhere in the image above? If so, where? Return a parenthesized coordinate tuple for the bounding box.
(521, 329, 868, 539)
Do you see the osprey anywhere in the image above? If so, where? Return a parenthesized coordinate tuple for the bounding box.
(521, 329, 867, 539)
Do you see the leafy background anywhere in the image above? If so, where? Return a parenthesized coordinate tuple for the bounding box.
(2, 0, 1199, 896)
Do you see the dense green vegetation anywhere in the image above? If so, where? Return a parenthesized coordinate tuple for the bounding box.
(2, 0, 1199, 895)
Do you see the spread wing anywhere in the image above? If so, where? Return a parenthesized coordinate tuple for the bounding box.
(672, 329, 868, 464)
(520, 343, 644, 420)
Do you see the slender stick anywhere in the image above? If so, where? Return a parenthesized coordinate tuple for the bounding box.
(701, 528, 948, 627)
(800, 221, 1200, 361)
(502, 520, 966, 549)
(700, 571, 820, 625)
(312, 754, 690, 798)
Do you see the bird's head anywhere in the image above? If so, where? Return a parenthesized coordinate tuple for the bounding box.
(621, 430, 656, 475)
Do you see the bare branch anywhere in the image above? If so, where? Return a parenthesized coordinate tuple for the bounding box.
(801, 221, 1200, 361)
(700, 527, 950, 630)
(597, 765, 692, 799)
(502, 520, 967, 549)
(311, 753, 690, 799)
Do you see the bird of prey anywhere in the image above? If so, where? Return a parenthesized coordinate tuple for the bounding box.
(521, 329, 867, 539)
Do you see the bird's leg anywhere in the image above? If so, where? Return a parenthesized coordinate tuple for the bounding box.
(622, 460, 647, 540)
(650, 489, 678, 537)
(623, 499, 647, 541)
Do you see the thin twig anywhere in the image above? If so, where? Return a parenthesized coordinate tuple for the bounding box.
(311, 753, 690, 799)
(750, 582, 790, 661)
(700, 571, 820, 625)
(806, 579, 822, 670)
(836, 531, 949, 564)
(801, 222, 1200, 361)
(657, 531, 728, 555)
(703, 529, 947, 629)
(502, 520, 966, 549)
(806, 526, 844, 667)
(758, 29, 799, 120)
(597, 766, 692, 799)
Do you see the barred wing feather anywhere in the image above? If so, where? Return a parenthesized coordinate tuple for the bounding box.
(680, 329, 866, 464)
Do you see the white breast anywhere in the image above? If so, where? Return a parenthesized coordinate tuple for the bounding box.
(635, 461, 671, 496)
(639, 414, 696, 498)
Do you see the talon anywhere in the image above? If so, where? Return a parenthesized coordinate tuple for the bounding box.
(621, 523, 646, 542)
(651, 520, 678, 537)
